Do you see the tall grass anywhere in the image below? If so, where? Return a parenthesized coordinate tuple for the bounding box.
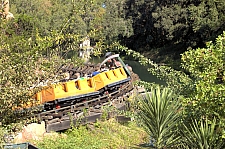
(35, 119, 148, 149)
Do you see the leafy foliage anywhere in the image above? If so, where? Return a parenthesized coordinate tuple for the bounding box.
(110, 42, 194, 97)
(7, 0, 225, 64)
(10, 0, 133, 46)
(181, 31, 225, 123)
(0, 17, 84, 125)
(11, 0, 73, 34)
(111, 39, 224, 146)
(123, 0, 225, 62)
(136, 86, 182, 148)
(112, 33, 224, 124)
(100, 0, 133, 44)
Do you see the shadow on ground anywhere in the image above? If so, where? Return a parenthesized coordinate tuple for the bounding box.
(130, 143, 155, 149)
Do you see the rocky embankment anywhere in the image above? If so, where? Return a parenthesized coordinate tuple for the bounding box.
(12, 122, 66, 144)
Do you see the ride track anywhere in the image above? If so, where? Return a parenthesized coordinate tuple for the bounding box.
(40, 81, 142, 132)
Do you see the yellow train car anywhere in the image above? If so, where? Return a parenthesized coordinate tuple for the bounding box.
(34, 54, 132, 111)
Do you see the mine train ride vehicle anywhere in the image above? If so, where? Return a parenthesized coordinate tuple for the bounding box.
(33, 54, 135, 112)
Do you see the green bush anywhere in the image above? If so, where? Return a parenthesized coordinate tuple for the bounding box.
(181, 31, 225, 127)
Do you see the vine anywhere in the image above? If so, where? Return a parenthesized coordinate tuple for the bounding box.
(108, 42, 194, 97)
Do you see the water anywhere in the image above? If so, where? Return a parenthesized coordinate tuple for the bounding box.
(125, 60, 165, 85)
(90, 57, 165, 85)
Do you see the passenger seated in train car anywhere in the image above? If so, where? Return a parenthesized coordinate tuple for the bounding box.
(104, 52, 133, 71)
(92, 66, 101, 76)
(60, 72, 70, 82)
(104, 52, 119, 69)
(77, 72, 90, 80)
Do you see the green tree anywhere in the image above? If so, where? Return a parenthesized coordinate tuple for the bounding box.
(101, 0, 133, 44)
(188, 0, 225, 44)
(9, 0, 134, 50)
(11, 0, 73, 34)
(123, 0, 225, 62)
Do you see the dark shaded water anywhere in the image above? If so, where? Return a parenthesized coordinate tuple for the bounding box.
(90, 57, 166, 85)
(125, 60, 166, 85)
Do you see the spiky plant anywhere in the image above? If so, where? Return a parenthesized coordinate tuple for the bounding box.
(136, 86, 182, 148)
(181, 118, 224, 149)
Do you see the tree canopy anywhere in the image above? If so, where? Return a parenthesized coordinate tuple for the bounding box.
(123, 0, 225, 60)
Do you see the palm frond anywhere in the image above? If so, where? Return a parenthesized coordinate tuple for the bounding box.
(182, 118, 224, 149)
(137, 86, 182, 148)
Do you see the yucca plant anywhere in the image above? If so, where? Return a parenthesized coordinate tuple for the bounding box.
(181, 118, 224, 149)
(136, 86, 182, 148)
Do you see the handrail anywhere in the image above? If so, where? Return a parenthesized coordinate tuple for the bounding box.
(100, 54, 131, 76)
